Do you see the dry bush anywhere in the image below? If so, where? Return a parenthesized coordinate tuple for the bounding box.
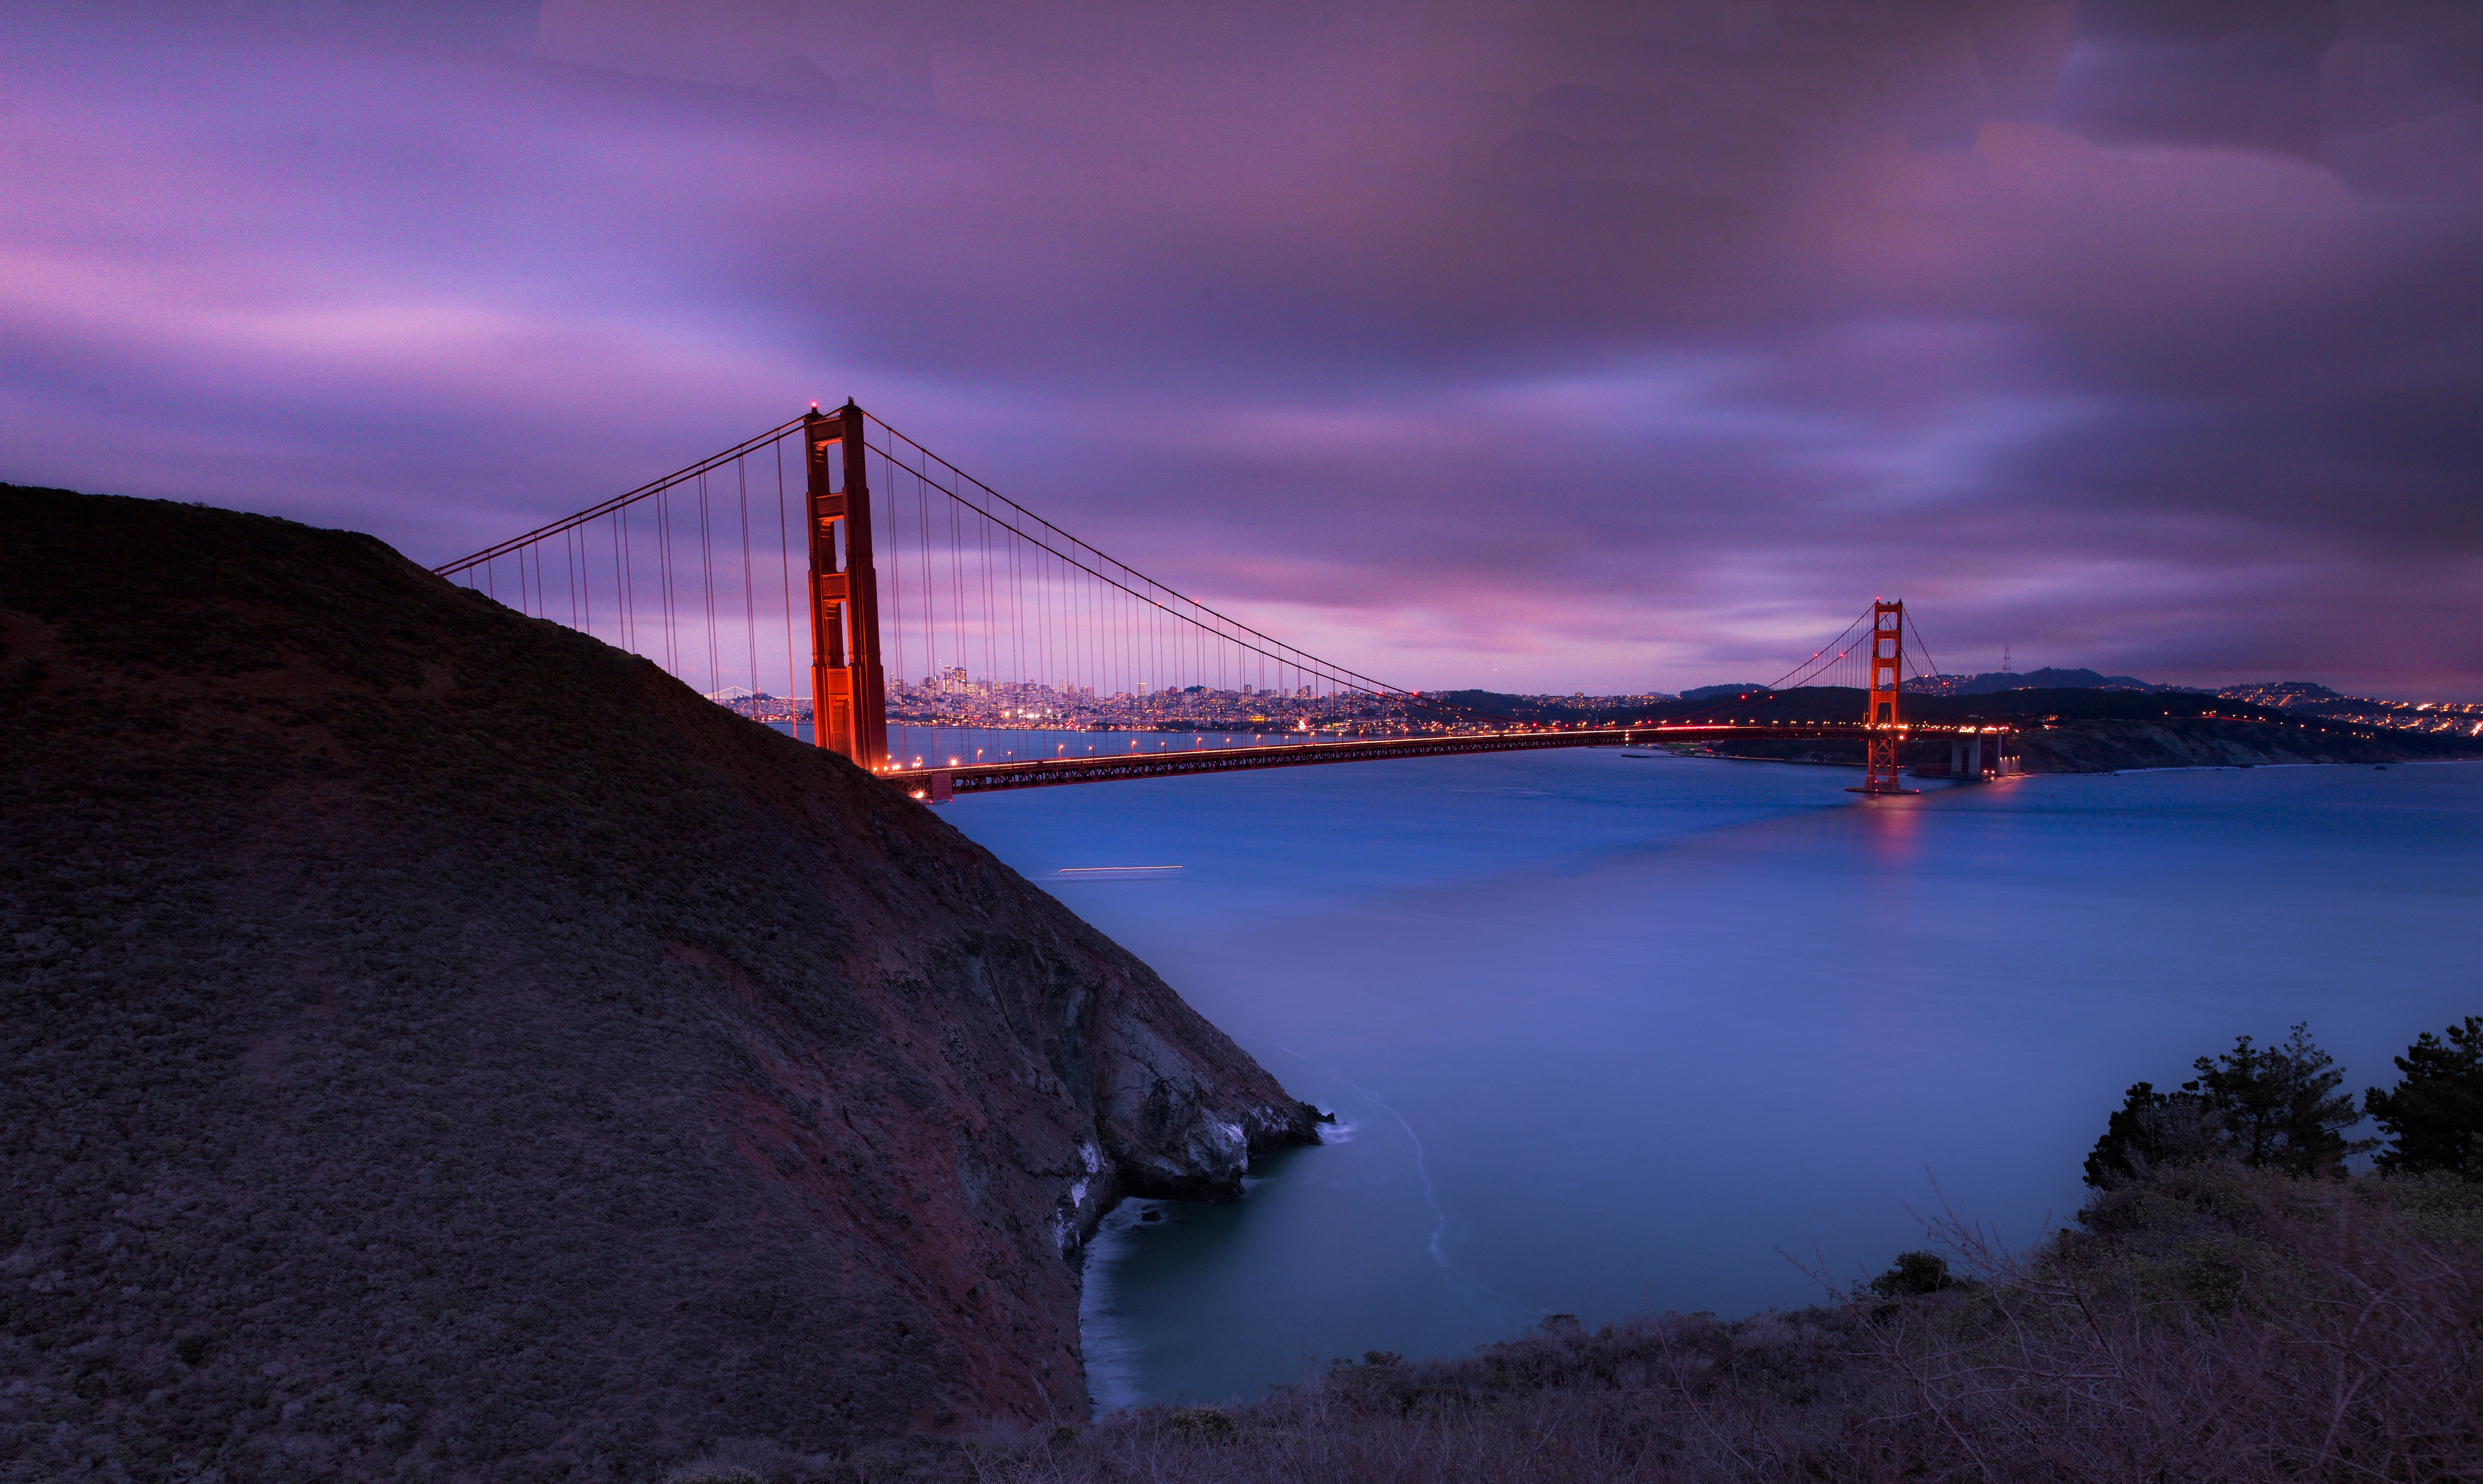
(967, 1167, 2483, 1484)
(1863, 1165, 2483, 1481)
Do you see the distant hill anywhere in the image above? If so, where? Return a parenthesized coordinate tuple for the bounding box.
(1424, 688, 1539, 718)
(1911, 667, 2202, 696)
(0, 484, 1318, 1477)
(1437, 670, 2208, 723)
(1623, 686, 2270, 724)
(2218, 681, 2344, 708)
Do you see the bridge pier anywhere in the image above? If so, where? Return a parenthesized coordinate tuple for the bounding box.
(1939, 732, 2024, 781)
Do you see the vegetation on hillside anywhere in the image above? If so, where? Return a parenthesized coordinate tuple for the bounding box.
(0, 485, 1314, 1482)
(723, 1018, 2483, 1484)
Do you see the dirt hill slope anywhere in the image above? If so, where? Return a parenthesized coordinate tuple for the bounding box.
(0, 485, 1320, 1480)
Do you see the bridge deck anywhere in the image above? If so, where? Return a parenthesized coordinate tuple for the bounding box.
(881, 723, 1999, 795)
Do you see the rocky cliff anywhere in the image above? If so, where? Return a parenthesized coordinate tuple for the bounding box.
(0, 484, 1321, 1479)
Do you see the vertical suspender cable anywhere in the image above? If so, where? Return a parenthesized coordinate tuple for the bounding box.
(663, 485, 682, 678)
(884, 450, 904, 741)
(945, 485, 963, 693)
(776, 436, 799, 724)
(978, 500, 996, 704)
(617, 506, 634, 656)
(698, 469, 720, 697)
(667, 483, 683, 678)
(947, 483, 964, 761)
(916, 462, 933, 739)
(739, 458, 757, 697)
(1007, 511, 1023, 714)
(1036, 544, 1052, 716)
(650, 487, 666, 669)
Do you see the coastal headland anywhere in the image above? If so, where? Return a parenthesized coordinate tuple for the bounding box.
(1647, 688, 2483, 773)
(0, 484, 1320, 1476)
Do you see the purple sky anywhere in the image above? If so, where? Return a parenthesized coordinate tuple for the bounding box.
(6, 1, 2480, 697)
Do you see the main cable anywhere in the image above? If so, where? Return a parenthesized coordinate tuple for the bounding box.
(864, 436, 1499, 726)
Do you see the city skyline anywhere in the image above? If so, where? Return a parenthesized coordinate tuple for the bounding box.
(709, 668, 2483, 743)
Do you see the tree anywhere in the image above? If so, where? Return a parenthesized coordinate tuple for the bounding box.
(2083, 1081, 2225, 1187)
(1869, 1251, 1961, 1298)
(2365, 1016, 2483, 1177)
(2184, 1023, 2367, 1175)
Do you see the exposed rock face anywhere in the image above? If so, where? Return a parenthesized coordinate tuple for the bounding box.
(0, 485, 1320, 1478)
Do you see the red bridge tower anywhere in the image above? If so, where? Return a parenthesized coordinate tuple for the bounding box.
(1858, 598, 1910, 795)
(802, 401, 890, 772)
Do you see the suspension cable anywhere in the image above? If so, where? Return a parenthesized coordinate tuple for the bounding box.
(433, 416, 806, 576)
(863, 412, 1418, 701)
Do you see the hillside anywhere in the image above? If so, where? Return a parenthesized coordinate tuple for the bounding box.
(1911, 665, 2193, 695)
(0, 484, 1321, 1480)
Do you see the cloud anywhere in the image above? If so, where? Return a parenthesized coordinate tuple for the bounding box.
(2, 0, 2479, 695)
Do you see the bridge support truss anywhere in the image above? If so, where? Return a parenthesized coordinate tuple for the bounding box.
(803, 401, 889, 771)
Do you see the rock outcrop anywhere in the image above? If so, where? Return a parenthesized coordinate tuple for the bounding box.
(0, 484, 1320, 1479)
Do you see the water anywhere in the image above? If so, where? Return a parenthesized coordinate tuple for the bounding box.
(929, 740, 2481, 1409)
(766, 722, 1314, 768)
(884, 724, 1313, 770)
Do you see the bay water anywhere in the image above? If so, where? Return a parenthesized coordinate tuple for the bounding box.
(921, 744, 2482, 1410)
(879, 724, 1306, 772)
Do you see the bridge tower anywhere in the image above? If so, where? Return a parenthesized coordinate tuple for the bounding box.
(802, 401, 890, 771)
(1860, 598, 1906, 794)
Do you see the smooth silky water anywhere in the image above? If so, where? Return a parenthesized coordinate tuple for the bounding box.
(914, 741, 2482, 1409)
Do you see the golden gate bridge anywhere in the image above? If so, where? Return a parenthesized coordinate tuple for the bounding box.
(434, 402, 2014, 800)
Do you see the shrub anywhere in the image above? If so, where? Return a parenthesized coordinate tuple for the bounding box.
(1866, 1250, 1958, 1297)
(2366, 1014, 2483, 1177)
(1162, 1407, 1236, 1441)
(2088, 1023, 2368, 1185)
(2186, 1022, 2367, 1173)
(2084, 1080, 2227, 1186)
